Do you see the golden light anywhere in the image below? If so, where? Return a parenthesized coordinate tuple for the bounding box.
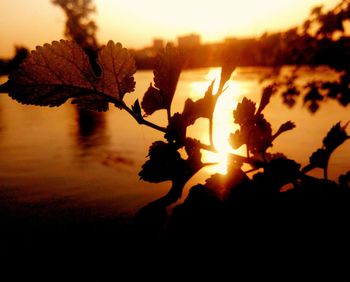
(0, 0, 340, 56)
(190, 68, 245, 175)
(205, 68, 221, 94)
(95, 0, 339, 49)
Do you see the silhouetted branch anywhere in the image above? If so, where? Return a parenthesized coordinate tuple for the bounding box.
(122, 103, 167, 132)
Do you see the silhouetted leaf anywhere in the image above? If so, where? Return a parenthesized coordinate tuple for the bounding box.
(302, 122, 349, 177)
(164, 81, 217, 146)
(184, 138, 202, 168)
(229, 129, 245, 150)
(97, 40, 136, 101)
(233, 97, 256, 126)
(248, 114, 273, 154)
(139, 140, 202, 184)
(256, 84, 275, 115)
(6, 40, 136, 111)
(205, 166, 250, 197)
(141, 84, 165, 115)
(252, 157, 301, 192)
(0, 81, 9, 93)
(182, 80, 215, 125)
(71, 94, 109, 111)
(219, 61, 235, 91)
(231, 113, 272, 154)
(273, 121, 296, 140)
(309, 148, 329, 169)
(231, 95, 294, 156)
(263, 152, 288, 162)
(131, 99, 142, 119)
(265, 158, 301, 182)
(141, 44, 183, 115)
(139, 141, 185, 183)
(339, 171, 350, 188)
(323, 121, 349, 152)
(164, 113, 187, 146)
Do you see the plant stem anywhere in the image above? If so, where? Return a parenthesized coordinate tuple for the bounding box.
(209, 116, 214, 148)
(324, 163, 328, 180)
(167, 107, 171, 123)
(122, 103, 167, 133)
(208, 87, 225, 149)
(198, 142, 257, 166)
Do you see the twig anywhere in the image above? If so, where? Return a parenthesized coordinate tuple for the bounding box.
(121, 102, 167, 133)
(198, 141, 257, 166)
(209, 116, 214, 148)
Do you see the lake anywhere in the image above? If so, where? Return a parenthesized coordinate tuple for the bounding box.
(0, 67, 349, 222)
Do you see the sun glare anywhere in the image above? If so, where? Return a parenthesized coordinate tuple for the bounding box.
(191, 68, 245, 175)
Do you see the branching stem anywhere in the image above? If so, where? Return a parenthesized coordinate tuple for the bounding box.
(121, 102, 167, 132)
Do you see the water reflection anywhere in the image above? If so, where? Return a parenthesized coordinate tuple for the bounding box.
(73, 108, 109, 156)
(0, 101, 2, 133)
(73, 107, 136, 172)
(188, 69, 244, 175)
(0, 68, 349, 219)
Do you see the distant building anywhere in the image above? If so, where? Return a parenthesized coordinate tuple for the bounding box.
(177, 34, 201, 48)
(152, 39, 164, 50)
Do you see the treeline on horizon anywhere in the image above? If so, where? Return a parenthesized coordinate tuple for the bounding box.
(1, 0, 350, 73)
(134, 29, 350, 70)
(138, 1, 350, 70)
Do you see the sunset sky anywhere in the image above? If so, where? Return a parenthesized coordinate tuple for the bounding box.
(0, 0, 339, 57)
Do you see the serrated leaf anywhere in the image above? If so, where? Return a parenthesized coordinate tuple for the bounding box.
(139, 140, 202, 185)
(233, 97, 256, 125)
(6, 40, 136, 111)
(323, 122, 349, 152)
(96, 41, 136, 101)
(248, 114, 273, 154)
(71, 94, 109, 111)
(302, 122, 349, 178)
(141, 44, 183, 115)
(230, 96, 294, 156)
(139, 141, 186, 183)
(229, 129, 244, 149)
(232, 97, 272, 155)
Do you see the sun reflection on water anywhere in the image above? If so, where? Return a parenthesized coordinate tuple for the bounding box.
(190, 68, 246, 175)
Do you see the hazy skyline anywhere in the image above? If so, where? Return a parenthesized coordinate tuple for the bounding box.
(0, 0, 339, 57)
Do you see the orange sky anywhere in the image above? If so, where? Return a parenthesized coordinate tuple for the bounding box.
(0, 0, 339, 57)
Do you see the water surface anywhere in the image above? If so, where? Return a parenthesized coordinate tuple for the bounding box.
(0, 67, 349, 221)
